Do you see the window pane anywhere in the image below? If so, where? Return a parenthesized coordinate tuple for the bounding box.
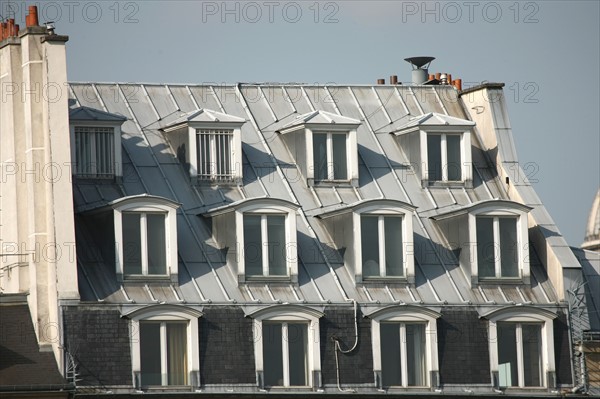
(244, 215, 263, 276)
(406, 324, 426, 386)
(384, 217, 403, 276)
(476, 217, 495, 278)
(313, 133, 328, 181)
(361, 216, 380, 277)
(263, 323, 284, 387)
(287, 324, 308, 386)
(166, 323, 188, 385)
(332, 134, 347, 180)
(499, 218, 519, 277)
(147, 214, 167, 275)
(267, 215, 287, 276)
(380, 323, 402, 387)
(75, 128, 92, 176)
(522, 324, 542, 387)
(427, 135, 442, 181)
(497, 323, 518, 387)
(123, 213, 142, 275)
(446, 135, 462, 181)
(197, 131, 212, 177)
(140, 322, 161, 386)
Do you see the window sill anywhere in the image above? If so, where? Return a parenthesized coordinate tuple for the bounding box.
(195, 176, 240, 186)
(477, 277, 524, 285)
(423, 180, 470, 189)
(244, 275, 294, 283)
(142, 385, 193, 392)
(121, 274, 174, 283)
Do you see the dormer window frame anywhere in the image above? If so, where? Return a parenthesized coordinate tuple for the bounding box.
(421, 127, 472, 186)
(432, 200, 532, 287)
(110, 195, 180, 282)
(277, 111, 361, 187)
(204, 198, 300, 284)
(393, 112, 475, 188)
(469, 205, 530, 284)
(307, 126, 358, 185)
(317, 199, 416, 284)
(69, 121, 124, 180)
(162, 110, 245, 184)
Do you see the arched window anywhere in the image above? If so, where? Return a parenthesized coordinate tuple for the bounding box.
(482, 306, 557, 389)
(124, 304, 202, 389)
(369, 305, 441, 389)
(249, 305, 323, 389)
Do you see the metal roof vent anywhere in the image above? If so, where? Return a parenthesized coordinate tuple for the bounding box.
(405, 56, 435, 85)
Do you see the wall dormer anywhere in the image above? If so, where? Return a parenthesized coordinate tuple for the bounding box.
(317, 199, 416, 284)
(393, 112, 475, 188)
(432, 199, 532, 286)
(69, 106, 127, 179)
(204, 198, 300, 283)
(277, 110, 360, 187)
(162, 109, 245, 183)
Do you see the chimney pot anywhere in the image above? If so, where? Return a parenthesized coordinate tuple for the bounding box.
(435, 73, 441, 80)
(453, 78, 462, 91)
(14, 24, 20, 35)
(447, 74, 452, 85)
(28, 6, 39, 26)
(7, 19, 15, 37)
(390, 75, 398, 85)
(377, 78, 385, 85)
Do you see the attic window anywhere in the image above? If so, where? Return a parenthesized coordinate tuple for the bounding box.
(69, 106, 126, 179)
(393, 112, 474, 187)
(197, 129, 234, 180)
(277, 110, 361, 186)
(162, 109, 245, 183)
(109, 195, 180, 282)
(432, 200, 532, 286)
(204, 198, 300, 283)
(317, 199, 416, 284)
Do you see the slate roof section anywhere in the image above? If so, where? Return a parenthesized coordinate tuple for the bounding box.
(67, 83, 561, 311)
(0, 296, 69, 390)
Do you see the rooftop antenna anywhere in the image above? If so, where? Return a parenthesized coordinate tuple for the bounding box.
(405, 56, 435, 85)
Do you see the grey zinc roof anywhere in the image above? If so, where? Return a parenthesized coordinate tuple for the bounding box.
(68, 83, 561, 310)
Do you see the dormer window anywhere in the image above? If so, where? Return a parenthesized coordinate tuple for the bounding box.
(317, 199, 416, 284)
(109, 195, 180, 282)
(204, 198, 299, 283)
(69, 106, 126, 179)
(393, 112, 474, 187)
(277, 110, 360, 186)
(432, 200, 532, 286)
(162, 109, 245, 183)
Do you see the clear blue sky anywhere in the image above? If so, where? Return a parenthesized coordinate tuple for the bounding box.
(5, 0, 598, 246)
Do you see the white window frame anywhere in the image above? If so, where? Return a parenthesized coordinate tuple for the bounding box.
(112, 196, 179, 281)
(484, 307, 556, 389)
(360, 215, 405, 278)
(354, 203, 414, 282)
(196, 128, 235, 181)
(306, 127, 358, 185)
(126, 305, 202, 389)
(468, 204, 530, 283)
(250, 305, 323, 389)
(370, 306, 441, 389)
(70, 122, 122, 178)
(236, 202, 298, 281)
(419, 129, 472, 184)
(312, 131, 349, 181)
(188, 122, 242, 182)
(476, 215, 520, 278)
